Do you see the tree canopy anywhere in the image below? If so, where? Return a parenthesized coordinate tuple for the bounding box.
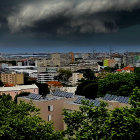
(36, 83, 50, 97)
(55, 69, 72, 85)
(63, 87, 140, 140)
(76, 69, 95, 80)
(75, 80, 98, 99)
(98, 73, 137, 96)
(0, 94, 63, 140)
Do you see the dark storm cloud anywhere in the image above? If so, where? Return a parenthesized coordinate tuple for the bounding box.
(1, 0, 140, 37)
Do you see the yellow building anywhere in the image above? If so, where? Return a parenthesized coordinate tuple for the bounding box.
(104, 59, 109, 67)
(0, 73, 24, 85)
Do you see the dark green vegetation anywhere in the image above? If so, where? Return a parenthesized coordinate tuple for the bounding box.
(55, 69, 72, 85)
(0, 80, 4, 87)
(75, 80, 98, 99)
(0, 86, 140, 140)
(0, 94, 63, 140)
(63, 87, 140, 140)
(98, 73, 137, 96)
(76, 72, 140, 98)
(36, 83, 50, 96)
(24, 73, 36, 85)
(24, 73, 50, 96)
(76, 69, 96, 80)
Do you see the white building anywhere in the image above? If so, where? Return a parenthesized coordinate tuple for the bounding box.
(37, 72, 56, 83)
(71, 73, 83, 86)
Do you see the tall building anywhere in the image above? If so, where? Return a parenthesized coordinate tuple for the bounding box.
(0, 73, 24, 85)
(71, 73, 84, 86)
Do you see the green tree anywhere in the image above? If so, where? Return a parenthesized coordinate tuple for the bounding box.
(0, 80, 4, 87)
(24, 73, 36, 85)
(104, 66, 112, 72)
(55, 69, 72, 85)
(76, 69, 95, 80)
(36, 83, 50, 97)
(134, 67, 140, 87)
(63, 88, 140, 140)
(98, 73, 137, 96)
(0, 94, 63, 140)
(63, 101, 109, 140)
(75, 80, 98, 99)
(114, 64, 119, 70)
(120, 63, 124, 69)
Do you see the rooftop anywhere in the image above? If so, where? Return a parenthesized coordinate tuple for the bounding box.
(0, 84, 38, 92)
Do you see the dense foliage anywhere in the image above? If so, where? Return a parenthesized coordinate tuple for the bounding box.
(0, 94, 63, 140)
(63, 87, 140, 140)
(76, 69, 95, 80)
(24, 73, 37, 85)
(98, 73, 137, 96)
(36, 83, 50, 96)
(75, 80, 98, 99)
(55, 69, 72, 85)
(0, 80, 4, 87)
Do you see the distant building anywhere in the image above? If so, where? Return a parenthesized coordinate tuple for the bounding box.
(35, 59, 51, 67)
(0, 84, 38, 99)
(71, 73, 84, 86)
(0, 73, 24, 85)
(37, 72, 57, 83)
(103, 59, 116, 67)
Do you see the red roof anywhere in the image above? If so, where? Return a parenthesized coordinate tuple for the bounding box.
(116, 66, 134, 72)
(46, 81, 62, 87)
(4, 83, 15, 87)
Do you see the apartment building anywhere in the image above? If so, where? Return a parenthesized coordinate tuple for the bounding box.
(0, 73, 24, 85)
(37, 72, 56, 83)
(18, 91, 130, 131)
(71, 73, 84, 86)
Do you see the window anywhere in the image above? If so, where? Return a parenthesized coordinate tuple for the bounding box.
(48, 115, 52, 121)
(48, 105, 53, 111)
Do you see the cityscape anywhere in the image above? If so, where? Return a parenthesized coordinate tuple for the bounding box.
(0, 0, 140, 139)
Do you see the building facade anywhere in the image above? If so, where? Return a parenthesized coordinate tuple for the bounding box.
(0, 84, 39, 99)
(18, 92, 130, 131)
(0, 73, 24, 85)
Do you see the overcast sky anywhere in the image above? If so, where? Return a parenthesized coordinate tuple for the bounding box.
(0, 0, 140, 53)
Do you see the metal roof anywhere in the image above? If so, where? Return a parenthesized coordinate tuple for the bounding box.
(103, 94, 129, 104)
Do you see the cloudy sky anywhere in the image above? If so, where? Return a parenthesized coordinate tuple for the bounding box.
(0, 0, 140, 53)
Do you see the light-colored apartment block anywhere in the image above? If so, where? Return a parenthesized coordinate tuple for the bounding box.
(18, 92, 76, 130)
(0, 84, 38, 99)
(18, 92, 130, 131)
(71, 73, 84, 86)
(0, 73, 24, 85)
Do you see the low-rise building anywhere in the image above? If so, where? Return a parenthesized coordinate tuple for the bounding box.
(18, 92, 130, 131)
(0, 84, 38, 99)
